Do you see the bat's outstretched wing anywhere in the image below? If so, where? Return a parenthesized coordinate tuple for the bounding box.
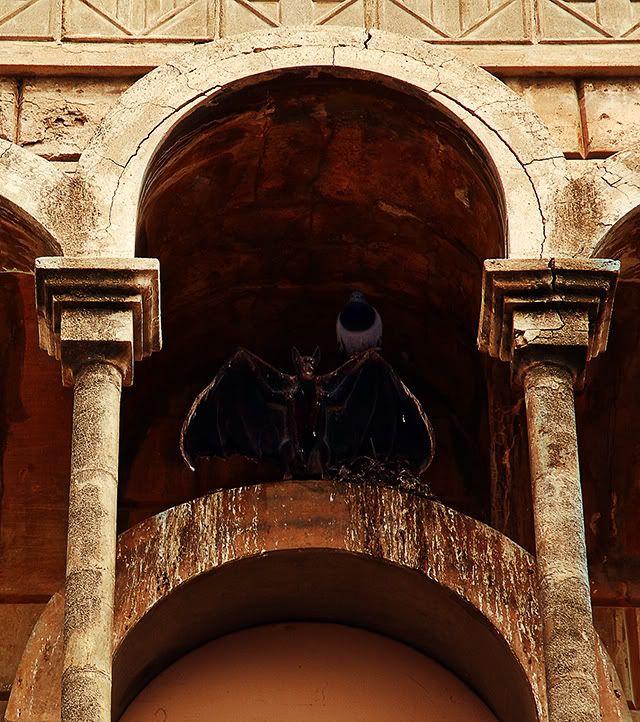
(316, 350, 434, 475)
(180, 349, 297, 470)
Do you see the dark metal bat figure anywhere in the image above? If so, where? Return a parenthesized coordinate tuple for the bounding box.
(181, 347, 435, 479)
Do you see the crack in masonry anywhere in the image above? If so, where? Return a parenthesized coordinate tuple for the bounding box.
(523, 156, 564, 167)
(548, 258, 569, 332)
(260, 51, 276, 71)
(430, 83, 557, 258)
(14, 78, 23, 144)
(549, 257, 557, 294)
(104, 84, 222, 240)
(522, 161, 549, 259)
(600, 172, 633, 203)
(364, 31, 372, 49)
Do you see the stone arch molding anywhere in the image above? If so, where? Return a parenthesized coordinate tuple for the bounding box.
(0, 140, 66, 270)
(8, 28, 640, 265)
(571, 141, 640, 260)
(76, 26, 568, 260)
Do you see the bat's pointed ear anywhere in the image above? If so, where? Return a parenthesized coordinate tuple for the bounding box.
(291, 347, 301, 367)
(312, 346, 321, 366)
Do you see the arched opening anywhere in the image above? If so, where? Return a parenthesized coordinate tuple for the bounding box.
(6, 483, 546, 721)
(116, 68, 518, 533)
(0, 197, 69, 600)
(578, 212, 640, 603)
(121, 622, 498, 721)
(112, 549, 537, 722)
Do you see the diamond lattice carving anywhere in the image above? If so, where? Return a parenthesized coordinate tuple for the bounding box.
(63, 0, 211, 39)
(539, 0, 640, 40)
(0, 0, 55, 38)
(221, 0, 364, 35)
(379, 0, 530, 41)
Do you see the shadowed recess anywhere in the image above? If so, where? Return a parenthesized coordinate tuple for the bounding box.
(580, 219, 640, 603)
(0, 202, 61, 273)
(123, 70, 507, 527)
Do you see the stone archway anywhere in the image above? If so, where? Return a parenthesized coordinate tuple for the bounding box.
(8, 481, 544, 721)
(0, 140, 65, 271)
(73, 26, 568, 259)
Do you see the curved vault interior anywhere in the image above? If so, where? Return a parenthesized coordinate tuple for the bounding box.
(120, 69, 511, 529)
(122, 622, 498, 721)
(0, 203, 59, 273)
(579, 216, 640, 602)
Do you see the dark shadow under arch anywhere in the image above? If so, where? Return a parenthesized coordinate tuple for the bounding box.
(114, 549, 538, 722)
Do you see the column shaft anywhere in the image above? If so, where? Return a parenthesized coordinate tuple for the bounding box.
(522, 361, 600, 722)
(62, 362, 123, 722)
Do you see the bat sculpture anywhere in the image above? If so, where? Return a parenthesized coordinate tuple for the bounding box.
(181, 347, 434, 479)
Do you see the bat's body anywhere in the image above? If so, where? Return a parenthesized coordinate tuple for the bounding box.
(181, 347, 434, 479)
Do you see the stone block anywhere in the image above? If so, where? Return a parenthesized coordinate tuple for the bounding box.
(582, 80, 640, 157)
(379, 0, 529, 41)
(0, 78, 17, 142)
(18, 77, 132, 159)
(0, 604, 46, 694)
(503, 77, 583, 157)
(63, 0, 211, 40)
(0, 0, 56, 40)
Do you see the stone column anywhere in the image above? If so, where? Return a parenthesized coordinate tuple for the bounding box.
(478, 258, 619, 722)
(35, 258, 161, 722)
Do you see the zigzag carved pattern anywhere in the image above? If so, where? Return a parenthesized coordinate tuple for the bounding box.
(63, 0, 209, 38)
(539, 0, 640, 39)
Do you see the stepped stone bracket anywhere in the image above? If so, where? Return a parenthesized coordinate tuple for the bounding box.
(35, 256, 161, 386)
(478, 258, 619, 384)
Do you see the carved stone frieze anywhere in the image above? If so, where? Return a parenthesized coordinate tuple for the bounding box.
(63, 0, 213, 40)
(0, 0, 55, 40)
(2, 0, 640, 46)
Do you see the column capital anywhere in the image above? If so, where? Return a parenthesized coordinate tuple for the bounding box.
(477, 258, 619, 386)
(35, 257, 161, 386)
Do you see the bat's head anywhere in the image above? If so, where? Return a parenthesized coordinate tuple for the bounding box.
(292, 346, 320, 380)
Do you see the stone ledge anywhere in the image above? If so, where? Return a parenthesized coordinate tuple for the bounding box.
(2, 41, 640, 77)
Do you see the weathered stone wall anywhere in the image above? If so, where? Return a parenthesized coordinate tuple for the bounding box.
(1, 73, 640, 167)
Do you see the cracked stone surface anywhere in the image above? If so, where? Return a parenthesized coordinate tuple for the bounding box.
(18, 77, 133, 161)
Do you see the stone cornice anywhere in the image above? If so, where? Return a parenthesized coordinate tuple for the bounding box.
(35, 257, 161, 386)
(478, 258, 619, 384)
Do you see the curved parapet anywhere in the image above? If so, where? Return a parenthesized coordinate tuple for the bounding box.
(8, 481, 630, 721)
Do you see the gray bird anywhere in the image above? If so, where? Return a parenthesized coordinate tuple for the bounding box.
(336, 291, 383, 357)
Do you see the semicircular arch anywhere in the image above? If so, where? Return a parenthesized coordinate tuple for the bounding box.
(558, 142, 640, 264)
(8, 482, 630, 722)
(0, 141, 67, 271)
(77, 27, 567, 260)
